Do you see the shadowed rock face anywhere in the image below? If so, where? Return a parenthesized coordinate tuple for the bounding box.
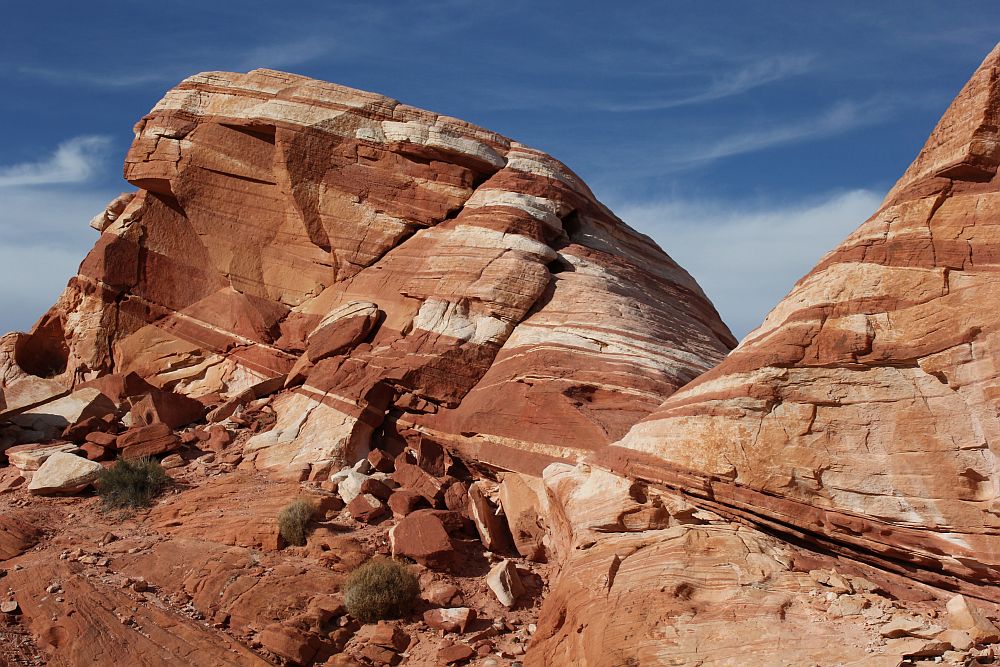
(0, 69, 734, 473)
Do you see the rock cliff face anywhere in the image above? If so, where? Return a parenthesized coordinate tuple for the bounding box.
(596, 43, 1000, 594)
(523, 43, 1000, 665)
(0, 69, 734, 474)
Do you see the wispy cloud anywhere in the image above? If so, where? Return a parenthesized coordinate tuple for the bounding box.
(236, 36, 335, 70)
(17, 37, 336, 89)
(617, 189, 885, 339)
(666, 98, 895, 169)
(597, 54, 814, 112)
(0, 136, 112, 187)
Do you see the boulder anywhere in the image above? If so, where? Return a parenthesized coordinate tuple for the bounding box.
(61, 414, 115, 443)
(347, 493, 388, 524)
(387, 489, 428, 518)
(332, 468, 368, 504)
(367, 449, 395, 474)
(259, 623, 318, 664)
(443, 481, 470, 516)
(486, 559, 525, 608)
(390, 511, 456, 569)
(946, 594, 1000, 643)
(468, 482, 513, 553)
(423, 582, 462, 607)
(80, 443, 109, 461)
(27, 452, 102, 495)
(359, 477, 393, 502)
(117, 423, 180, 459)
(423, 607, 475, 634)
(85, 431, 117, 447)
(6, 442, 79, 471)
(498, 473, 548, 561)
(9, 389, 117, 441)
(437, 642, 474, 664)
(129, 389, 204, 429)
(392, 463, 445, 505)
(305, 301, 380, 363)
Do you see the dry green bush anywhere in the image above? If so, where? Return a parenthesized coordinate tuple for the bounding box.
(277, 498, 316, 547)
(97, 457, 171, 509)
(343, 557, 420, 623)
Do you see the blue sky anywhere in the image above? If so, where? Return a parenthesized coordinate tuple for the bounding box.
(1, 2, 998, 339)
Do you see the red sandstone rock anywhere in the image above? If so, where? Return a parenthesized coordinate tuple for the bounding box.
(116, 423, 180, 459)
(347, 493, 388, 524)
(359, 477, 393, 501)
(369, 623, 410, 652)
(389, 511, 455, 569)
(392, 463, 445, 505)
(443, 481, 470, 516)
(468, 482, 513, 553)
(62, 414, 114, 442)
(205, 425, 232, 451)
(128, 389, 204, 429)
(367, 448, 395, 473)
(259, 623, 318, 664)
(499, 473, 548, 561)
(423, 607, 475, 633)
(422, 582, 462, 607)
(79, 443, 108, 461)
(84, 431, 117, 447)
(387, 489, 427, 517)
(1, 68, 732, 479)
(437, 642, 475, 664)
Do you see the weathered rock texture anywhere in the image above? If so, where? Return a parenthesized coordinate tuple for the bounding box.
(593, 44, 1000, 598)
(504, 42, 1000, 665)
(0, 68, 733, 476)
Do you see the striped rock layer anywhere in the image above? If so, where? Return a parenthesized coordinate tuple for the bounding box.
(592, 44, 1000, 597)
(0, 69, 734, 473)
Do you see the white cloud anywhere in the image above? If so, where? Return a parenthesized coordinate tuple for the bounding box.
(667, 99, 894, 168)
(599, 54, 814, 112)
(617, 189, 886, 340)
(0, 136, 111, 187)
(0, 187, 115, 334)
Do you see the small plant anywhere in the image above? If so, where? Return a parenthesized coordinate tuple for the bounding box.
(277, 499, 316, 547)
(97, 457, 171, 509)
(343, 557, 420, 623)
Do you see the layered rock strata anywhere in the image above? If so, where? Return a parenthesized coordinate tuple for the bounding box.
(591, 43, 1000, 597)
(0, 69, 734, 476)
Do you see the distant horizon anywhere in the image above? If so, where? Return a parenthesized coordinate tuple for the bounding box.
(1, 2, 997, 340)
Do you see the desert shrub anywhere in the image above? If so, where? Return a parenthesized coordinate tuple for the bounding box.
(277, 498, 316, 547)
(343, 557, 420, 623)
(97, 457, 171, 509)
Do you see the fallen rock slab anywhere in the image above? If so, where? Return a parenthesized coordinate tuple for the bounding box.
(27, 452, 102, 495)
(390, 511, 455, 569)
(6, 442, 79, 471)
(469, 482, 513, 553)
(946, 594, 1000, 643)
(486, 559, 525, 608)
(424, 607, 476, 633)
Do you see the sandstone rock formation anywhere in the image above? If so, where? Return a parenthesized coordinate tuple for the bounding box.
(7, 45, 1000, 667)
(523, 42, 1000, 666)
(589, 43, 1000, 598)
(0, 68, 734, 479)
